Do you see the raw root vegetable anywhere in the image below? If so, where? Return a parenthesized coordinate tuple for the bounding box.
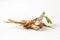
(5, 12, 52, 30)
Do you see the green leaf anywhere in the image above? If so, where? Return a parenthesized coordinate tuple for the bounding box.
(45, 16, 52, 24)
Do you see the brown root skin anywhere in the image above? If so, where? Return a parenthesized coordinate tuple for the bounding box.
(5, 19, 27, 24)
(5, 19, 39, 29)
(5, 19, 49, 30)
(20, 18, 37, 29)
(38, 22, 47, 28)
(38, 22, 52, 28)
(31, 24, 39, 30)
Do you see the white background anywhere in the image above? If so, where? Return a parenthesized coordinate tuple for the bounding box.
(0, 0, 60, 40)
